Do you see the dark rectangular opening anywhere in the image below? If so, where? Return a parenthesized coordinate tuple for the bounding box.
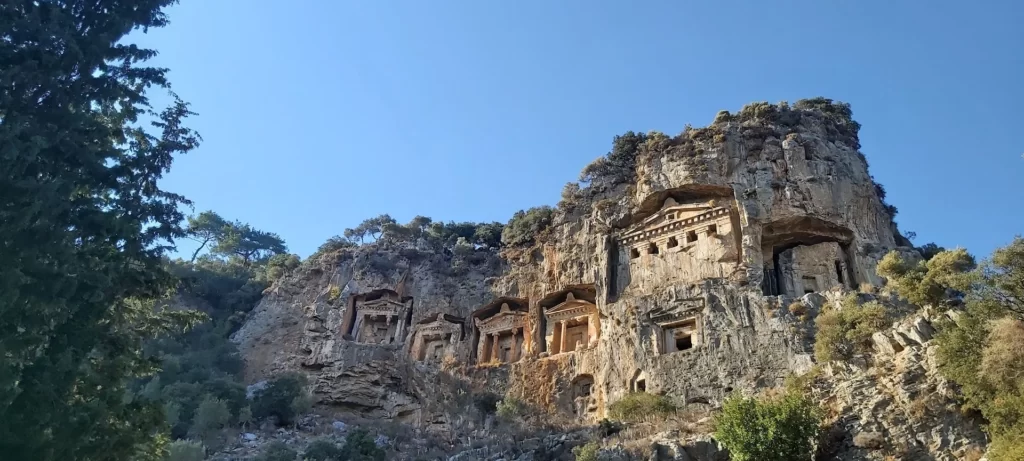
(636, 380, 646, 392)
(686, 230, 698, 243)
(630, 248, 640, 259)
(802, 276, 818, 294)
(675, 335, 693, 351)
(835, 260, 845, 286)
(707, 224, 717, 235)
(647, 242, 659, 254)
(667, 236, 678, 248)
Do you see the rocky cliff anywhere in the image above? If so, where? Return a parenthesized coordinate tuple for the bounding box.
(230, 99, 984, 459)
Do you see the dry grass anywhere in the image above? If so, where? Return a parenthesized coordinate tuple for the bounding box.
(610, 406, 714, 445)
(859, 282, 876, 294)
(962, 445, 986, 461)
(788, 302, 807, 316)
(980, 318, 1024, 393)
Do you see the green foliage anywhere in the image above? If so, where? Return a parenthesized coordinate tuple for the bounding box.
(188, 396, 231, 441)
(313, 235, 357, 259)
(607, 393, 677, 422)
(597, 418, 624, 436)
(713, 110, 734, 124)
(252, 372, 310, 426)
(714, 393, 821, 461)
(502, 206, 555, 247)
(257, 441, 297, 461)
(572, 441, 600, 461)
(265, 253, 301, 283)
(579, 131, 648, 194)
(813, 296, 891, 362)
(165, 440, 206, 461)
(303, 438, 343, 461)
(495, 397, 528, 419)
(345, 214, 397, 243)
(916, 238, 1024, 460)
(340, 428, 386, 461)
(213, 221, 288, 266)
(737, 101, 779, 122)
(0, 1, 207, 458)
(238, 405, 254, 429)
(877, 248, 976, 307)
(186, 211, 230, 262)
(327, 286, 342, 303)
(916, 242, 947, 261)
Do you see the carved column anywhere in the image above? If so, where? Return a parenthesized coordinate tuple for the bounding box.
(511, 328, 521, 362)
(491, 333, 501, 363)
(588, 312, 600, 348)
(477, 332, 489, 363)
(560, 320, 569, 353)
(395, 315, 406, 344)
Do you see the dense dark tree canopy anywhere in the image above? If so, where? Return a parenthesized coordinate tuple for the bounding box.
(0, 0, 204, 459)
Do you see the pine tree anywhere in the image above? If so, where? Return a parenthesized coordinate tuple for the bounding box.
(0, 1, 202, 459)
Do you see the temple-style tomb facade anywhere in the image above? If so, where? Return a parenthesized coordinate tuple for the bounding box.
(408, 313, 465, 363)
(471, 297, 529, 364)
(340, 289, 413, 345)
(540, 286, 599, 355)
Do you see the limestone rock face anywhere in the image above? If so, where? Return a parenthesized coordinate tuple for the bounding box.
(815, 309, 987, 461)
(230, 101, 981, 456)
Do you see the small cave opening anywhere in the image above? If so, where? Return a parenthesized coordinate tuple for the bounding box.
(675, 334, 693, 351)
(667, 236, 679, 248)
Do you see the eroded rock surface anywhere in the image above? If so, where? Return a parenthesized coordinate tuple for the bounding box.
(230, 101, 985, 459)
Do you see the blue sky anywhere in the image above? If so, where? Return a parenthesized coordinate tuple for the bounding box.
(136, 0, 1023, 260)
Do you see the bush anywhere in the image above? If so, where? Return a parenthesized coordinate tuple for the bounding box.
(788, 302, 806, 316)
(326, 285, 341, 303)
(188, 395, 231, 441)
(341, 428, 386, 461)
(501, 206, 554, 247)
(714, 393, 821, 461)
(607, 392, 676, 422)
(256, 441, 297, 461)
(876, 249, 975, 307)
(252, 372, 309, 426)
(495, 397, 528, 419)
(713, 110, 734, 124)
(572, 441, 600, 461)
(813, 297, 890, 363)
(165, 440, 205, 461)
(303, 438, 343, 461)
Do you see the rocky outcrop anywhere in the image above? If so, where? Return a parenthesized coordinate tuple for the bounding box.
(815, 307, 987, 461)
(230, 100, 986, 458)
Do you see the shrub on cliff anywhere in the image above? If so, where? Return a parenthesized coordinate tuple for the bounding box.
(256, 441, 297, 461)
(252, 372, 310, 426)
(166, 440, 205, 461)
(813, 296, 891, 363)
(714, 392, 821, 461)
(876, 248, 976, 307)
(303, 438, 343, 461)
(495, 397, 528, 419)
(501, 206, 555, 247)
(571, 441, 601, 461)
(340, 428, 386, 461)
(607, 393, 676, 422)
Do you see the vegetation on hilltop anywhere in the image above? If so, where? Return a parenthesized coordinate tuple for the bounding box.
(878, 238, 1024, 459)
